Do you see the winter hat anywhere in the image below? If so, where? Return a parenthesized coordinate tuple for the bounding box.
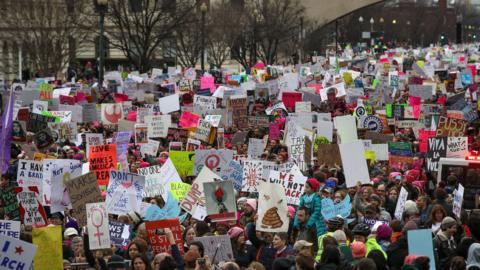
(404, 255, 418, 265)
(63, 227, 78, 238)
(73, 153, 83, 160)
(332, 230, 347, 243)
(404, 200, 419, 215)
(107, 255, 125, 269)
(306, 178, 319, 191)
(376, 224, 393, 240)
(370, 194, 382, 204)
(288, 206, 295, 218)
(403, 221, 418, 232)
(351, 242, 367, 259)
(139, 161, 150, 168)
(245, 199, 257, 211)
(441, 216, 457, 231)
(227, 227, 244, 239)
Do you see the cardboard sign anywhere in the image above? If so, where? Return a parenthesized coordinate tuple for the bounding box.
(146, 218, 184, 255)
(194, 235, 235, 263)
(436, 116, 467, 137)
(32, 225, 63, 270)
(85, 133, 104, 158)
(242, 160, 264, 193)
(193, 149, 233, 176)
(230, 95, 248, 129)
(220, 160, 243, 191)
(109, 220, 131, 248)
(248, 138, 265, 158)
(447, 137, 468, 158)
(453, 184, 464, 219)
(0, 233, 37, 270)
(394, 187, 409, 220)
(407, 229, 436, 270)
(88, 144, 117, 186)
(106, 171, 145, 215)
(86, 202, 110, 250)
(145, 115, 171, 138)
(426, 137, 447, 172)
(317, 144, 342, 167)
(194, 119, 212, 142)
(101, 103, 124, 124)
(169, 150, 195, 178)
(339, 141, 370, 187)
(203, 180, 237, 222)
(0, 220, 20, 239)
(180, 167, 220, 215)
(158, 93, 180, 114)
(248, 116, 269, 128)
(65, 172, 103, 227)
(267, 170, 307, 206)
(256, 182, 289, 232)
(169, 182, 191, 201)
(321, 195, 352, 219)
(15, 186, 48, 227)
(0, 186, 20, 220)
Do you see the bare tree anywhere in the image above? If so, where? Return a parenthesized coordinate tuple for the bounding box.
(104, 0, 197, 73)
(0, 0, 90, 78)
(175, 18, 202, 68)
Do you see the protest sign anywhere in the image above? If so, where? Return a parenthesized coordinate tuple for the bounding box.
(282, 92, 303, 109)
(265, 102, 287, 115)
(339, 141, 370, 187)
(15, 186, 47, 227)
(370, 144, 389, 161)
(167, 128, 189, 144)
(112, 131, 132, 172)
(220, 160, 243, 191)
(101, 103, 123, 124)
(86, 202, 110, 250)
(109, 220, 131, 248)
(362, 115, 383, 133)
(26, 112, 56, 133)
(17, 160, 43, 197)
(447, 137, 468, 158)
(317, 144, 342, 167)
(140, 139, 160, 157)
(248, 138, 265, 158)
(179, 111, 200, 129)
(436, 116, 467, 137)
(394, 187, 409, 220)
(0, 186, 20, 220)
(194, 95, 217, 110)
(134, 124, 148, 144)
(194, 119, 212, 142)
(145, 115, 171, 138)
(180, 167, 220, 215)
(426, 137, 447, 172)
(33, 100, 49, 114)
(193, 149, 233, 176)
(388, 142, 413, 156)
(203, 180, 237, 222)
(169, 150, 195, 177)
(48, 122, 77, 141)
(144, 159, 181, 201)
(242, 160, 264, 193)
(407, 229, 436, 270)
(0, 220, 20, 239)
(267, 170, 307, 205)
(389, 155, 416, 170)
(334, 115, 358, 143)
(230, 95, 248, 129)
(0, 234, 37, 270)
(321, 195, 352, 219)
(65, 172, 103, 227)
(205, 115, 222, 128)
(32, 226, 62, 270)
(158, 93, 180, 114)
(169, 182, 191, 201)
(295, 101, 311, 113)
(453, 184, 464, 219)
(144, 192, 181, 220)
(269, 122, 281, 140)
(85, 133, 104, 158)
(248, 116, 269, 128)
(106, 171, 145, 215)
(46, 159, 83, 213)
(195, 235, 235, 263)
(256, 181, 289, 232)
(88, 144, 117, 186)
(285, 121, 312, 171)
(145, 218, 184, 255)
(320, 83, 346, 101)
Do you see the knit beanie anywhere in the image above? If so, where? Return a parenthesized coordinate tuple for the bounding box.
(376, 224, 393, 240)
(351, 242, 367, 259)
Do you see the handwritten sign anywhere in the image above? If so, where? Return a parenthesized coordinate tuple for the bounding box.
(146, 218, 184, 256)
(169, 182, 191, 201)
(242, 160, 263, 193)
(65, 172, 103, 227)
(426, 137, 447, 172)
(85, 133, 104, 158)
(195, 119, 212, 142)
(230, 95, 248, 129)
(256, 182, 289, 232)
(446, 137, 468, 158)
(15, 186, 48, 227)
(106, 171, 145, 215)
(436, 116, 467, 137)
(394, 187, 409, 220)
(453, 184, 464, 219)
(109, 220, 131, 248)
(179, 111, 200, 129)
(86, 202, 110, 250)
(17, 160, 44, 201)
(267, 170, 307, 206)
(88, 144, 117, 186)
(0, 233, 37, 270)
(0, 220, 20, 239)
(194, 235, 234, 263)
(169, 150, 195, 178)
(145, 115, 171, 138)
(140, 159, 181, 201)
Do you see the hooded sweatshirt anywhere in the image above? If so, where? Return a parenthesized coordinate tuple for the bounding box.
(467, 243, 480, 270)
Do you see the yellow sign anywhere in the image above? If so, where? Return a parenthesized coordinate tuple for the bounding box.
(343, 72, 353, 86)
(33, 152, 56, 161)
(364, 150, 375, 160)
(169, 151, 195, 178)
(169, 182, 191, 201)
(33, 226, 63, 270)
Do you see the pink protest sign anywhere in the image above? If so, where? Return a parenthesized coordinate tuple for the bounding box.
(408, 96, 421, 107)
(179, 111, 200, 129)
(75, 92, 87, 103)
(59, 95, 75, 105)
(127, 110, 137, 121)
(200, 76, 215, 93)
(418, 129, 436, 153)
(269, 123, 281, 140)
(282, 92, 302, 110)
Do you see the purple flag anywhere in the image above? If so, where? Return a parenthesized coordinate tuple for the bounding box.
(0, 89, 15, 174)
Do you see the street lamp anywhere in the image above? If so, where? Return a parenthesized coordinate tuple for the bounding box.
(358, 16, 364, 23)
(392, 19, 397, 24)
(379, 17, 384, 23)
(95, 0, 107, 90)
(200, 2, 207, 73)
(370, 18, 374, 46)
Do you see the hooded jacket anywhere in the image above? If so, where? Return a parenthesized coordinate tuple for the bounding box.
(467, 243, 480, 270)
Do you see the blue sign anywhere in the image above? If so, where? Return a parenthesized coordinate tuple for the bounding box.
(321, 195, 352, 219)
(145, 192, 181, 221)
(408, 229, 436, 270)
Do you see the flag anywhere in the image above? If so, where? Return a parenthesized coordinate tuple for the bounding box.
(0, 89, 15, 174)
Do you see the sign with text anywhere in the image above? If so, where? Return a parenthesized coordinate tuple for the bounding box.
(106, 171, 145, 215)
(88, 144, 117, 186)
(146, 218, 184, 256)
(65, 172, 103, 227)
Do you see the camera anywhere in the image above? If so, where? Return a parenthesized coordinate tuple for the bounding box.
(155, 228, 165, 235)
(197, 258, 206, 266)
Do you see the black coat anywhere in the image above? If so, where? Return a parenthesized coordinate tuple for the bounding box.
(234, 244, 257, 268)
(387, 235, 409, 270)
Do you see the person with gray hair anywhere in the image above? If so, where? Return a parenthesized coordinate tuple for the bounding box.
(433, 216, 458, 270)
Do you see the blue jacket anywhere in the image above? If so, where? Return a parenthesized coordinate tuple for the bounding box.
(294, 193, 326, 237)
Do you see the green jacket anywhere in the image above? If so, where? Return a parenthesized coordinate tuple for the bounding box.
(365, 238, 387, 259)
(315, 231, 334, 260)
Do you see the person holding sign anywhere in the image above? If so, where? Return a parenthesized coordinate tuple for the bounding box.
(293, 178, 326, 237)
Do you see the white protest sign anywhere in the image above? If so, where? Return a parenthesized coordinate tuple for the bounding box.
(295, 101, 311, 113)
(320, 83, 346, 101)
(317, 120, 333, 142)
(180, 167, 220, 216)
(194, 119, 212, 142)
(371, 144, 389, 161)
(86, 202, 110, 250)
(45, 159, 82, 213)
(241, 160, 264, 193)
(194, 95, 217, 110)
(86, 133, 104, 159)
(106, 171, 145, 215)
(0, 220, 20, 239)
(142, 159, 181, 201)
(33, 100, 49, 114)
(0, 234, 37, 270)
(267, 170, 307, 205)
(256, 181, 289, 232)
(59, 104, 83, 123)
(265, 102, 287, 115)
(158, 94, 180, 114)
(16, 187, 48, 226)
(205, 115, 222, 127)
(248, 138, 265, 158)
(194, 235, 234, 263)
(334, 115, 358, 144)
(394, 187, 409, 220)
(52, 87, 71, 99)
(145, 115, 171, 138)
(140, 139, 160, 157)
(17, 160, 44, 201)
(453, 184, 464, 219)
(447, 137, 468, 158)
(339, 141, 370, 187)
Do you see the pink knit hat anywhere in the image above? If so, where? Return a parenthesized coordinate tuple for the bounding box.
(288, 206, 295, 218)
(245, 199, 257, 211)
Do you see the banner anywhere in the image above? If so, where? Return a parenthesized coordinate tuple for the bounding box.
(321, 195, 352, 219)
(0, 234, 37, 270)
(242, 160, 264, 193)
(0, 220, 20, 239)
(168, 150, 195, 178)
(65, 172, 103, 227)
(394, 187, 409, 220)
(426, 137, 447, 172)
(267, 170, 307, 206)
(203, 181, 237, 222)
(106, 171, 145, 215)
(436, 116, 467, 137)
(109, 220, 131, 248)
(145, 218, 184, 256)
(15, 186, 47, 227)
(88, 144, 117, 186)
(446, 137, 468, 158)
(86, 202, 110, 250)
(32, 225, 62, 270)
(194, 149, 233, 176)
(256, 182, 289, 232)
(194, 235, 234, 263)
